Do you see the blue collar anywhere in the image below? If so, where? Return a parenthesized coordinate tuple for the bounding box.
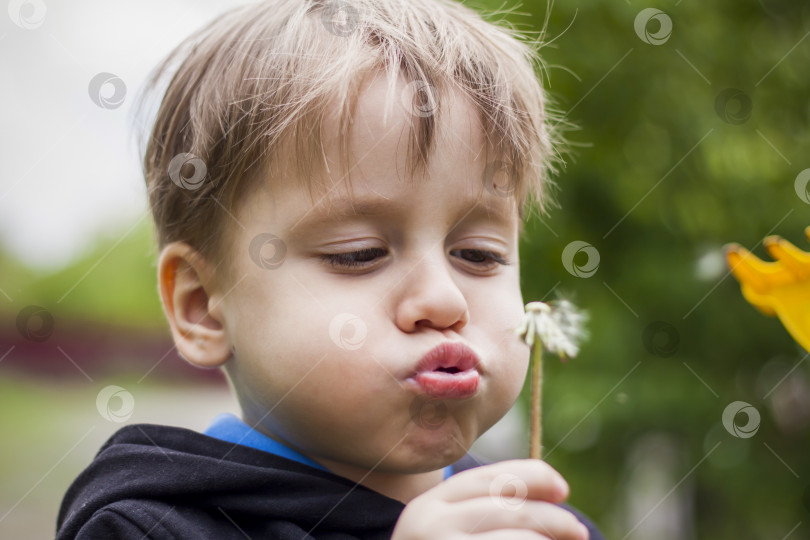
(204, 413, 454, 480)
(204, 413, 329, 472)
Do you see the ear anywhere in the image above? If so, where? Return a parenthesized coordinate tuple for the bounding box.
(157, 242, 232, 368)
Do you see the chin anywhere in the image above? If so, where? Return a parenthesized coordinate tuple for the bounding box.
(397, 421, 475, 472)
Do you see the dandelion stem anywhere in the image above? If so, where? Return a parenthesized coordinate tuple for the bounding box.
(530, 343, 543, 460)
(518, 299, 584, 460)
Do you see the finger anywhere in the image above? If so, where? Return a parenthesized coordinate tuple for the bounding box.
(764, 236, 810, 279)
(435, 459, 568, 504)
(471, 532, 553, 540)
(459, 499, 588, 540)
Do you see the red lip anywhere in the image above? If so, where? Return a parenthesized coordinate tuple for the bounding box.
(408, 342, 481, 399)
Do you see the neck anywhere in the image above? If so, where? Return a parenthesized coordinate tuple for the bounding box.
(312, 458, 446, 504)
(237, 407, 448, 503)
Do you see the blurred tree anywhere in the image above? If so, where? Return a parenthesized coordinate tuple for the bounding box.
(0, 220, 162, 329)
(471, 0, 810, 538)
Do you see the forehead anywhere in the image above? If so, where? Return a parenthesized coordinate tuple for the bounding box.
(259, 72, 520, 231)
(321, 74, 514, 207)
(340, 73, 487, 171)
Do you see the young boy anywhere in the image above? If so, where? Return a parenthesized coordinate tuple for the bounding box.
(57, 0, 603, 538)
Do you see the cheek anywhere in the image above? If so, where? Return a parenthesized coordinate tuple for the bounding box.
(228, 287, 379, 393)
(224, 287, 316, 379)
(504, 340, 530, 395)
(476, 289, 530, 385)
(493, 307, 532, 393)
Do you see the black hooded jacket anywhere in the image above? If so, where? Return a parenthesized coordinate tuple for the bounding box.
(57, 424, 604, 539)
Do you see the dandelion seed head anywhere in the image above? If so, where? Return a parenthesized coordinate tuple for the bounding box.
(515, 299, 587, 359)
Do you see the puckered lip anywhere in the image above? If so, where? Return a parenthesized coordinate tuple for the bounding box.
(406, 341, 482, 399)
(411, 341, 481, 376)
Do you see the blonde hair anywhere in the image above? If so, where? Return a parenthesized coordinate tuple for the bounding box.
(141, 0, 563, 266)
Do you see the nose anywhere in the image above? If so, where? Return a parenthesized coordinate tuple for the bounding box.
(393, 250, 469, 333)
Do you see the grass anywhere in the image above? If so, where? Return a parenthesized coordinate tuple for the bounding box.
(0, 372, 237, 538)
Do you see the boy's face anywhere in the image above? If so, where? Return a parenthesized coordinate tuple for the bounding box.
(216, 74, 530, 476)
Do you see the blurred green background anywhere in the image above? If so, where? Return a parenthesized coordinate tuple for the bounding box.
(2, 0, 810, 538)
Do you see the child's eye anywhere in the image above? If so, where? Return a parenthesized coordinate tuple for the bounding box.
(320, 247, 387, 269)
(452, 249, 510, 268)
(319, 248, 509, 270)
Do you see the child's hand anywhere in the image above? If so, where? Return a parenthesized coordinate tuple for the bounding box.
(391, 459, 589, 540)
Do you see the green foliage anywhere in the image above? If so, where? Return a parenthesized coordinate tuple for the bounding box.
(500, 0, 810, 537)
(1, 220, 163, 329)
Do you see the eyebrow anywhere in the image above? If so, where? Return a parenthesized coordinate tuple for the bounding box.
(288, 193, 516, 235)
(286, 197, 389, 236)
